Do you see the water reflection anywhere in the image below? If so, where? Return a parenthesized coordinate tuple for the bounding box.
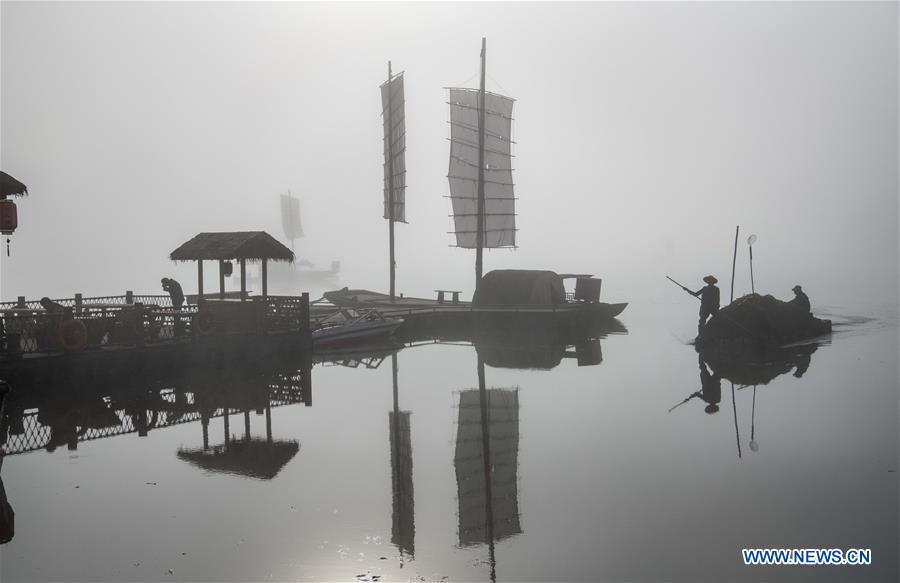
(699, 341, 821, 386)
(471, 318, 626, 370)
(669, 341, 825, 460)
(0, 361, 312, 457)
(0, 384, 12, 545)
(454, 358, 522, 582)
(389, 353, 414, 560)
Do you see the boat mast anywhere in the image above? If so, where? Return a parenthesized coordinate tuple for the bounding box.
(387, 61, 397, 302)
(475, 37, 486, 286)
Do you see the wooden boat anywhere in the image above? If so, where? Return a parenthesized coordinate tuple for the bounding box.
(322, 269, 628, 320)
(312, 309, 402, 350)
(373, 42, 628, 315)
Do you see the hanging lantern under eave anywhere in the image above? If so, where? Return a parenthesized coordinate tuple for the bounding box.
(0, 199, 17, 235)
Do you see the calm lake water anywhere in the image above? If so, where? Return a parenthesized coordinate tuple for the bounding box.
(1, 301, 897, 582)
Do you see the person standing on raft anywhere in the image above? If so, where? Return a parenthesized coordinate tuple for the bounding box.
(692, 275, 720, 337)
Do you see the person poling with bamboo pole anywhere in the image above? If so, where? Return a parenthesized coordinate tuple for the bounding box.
(666, 275, 720, 337)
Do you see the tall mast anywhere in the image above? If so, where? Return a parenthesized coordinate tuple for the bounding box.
(387, 61, 397, 301)
(475, 37, 486, 286)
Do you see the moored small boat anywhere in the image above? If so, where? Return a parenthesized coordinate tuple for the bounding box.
(312, 309, 402, 350)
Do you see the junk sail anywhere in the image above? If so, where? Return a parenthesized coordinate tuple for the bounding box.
(454, 387, 521, 547)
(381, 71, 407, 223)
(446, 88, 516, 249)
(280, 191, 303, 248)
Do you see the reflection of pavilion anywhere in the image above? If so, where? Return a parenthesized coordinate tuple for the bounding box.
(178, 424, 299, 480)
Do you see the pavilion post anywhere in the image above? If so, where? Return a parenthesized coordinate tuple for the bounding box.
(197, 261, 204, 304)
(219, 260, 225, 299)
(223, 409, 230, 444)
(261, 258, 268, 299)
(240, 258, 246, 301)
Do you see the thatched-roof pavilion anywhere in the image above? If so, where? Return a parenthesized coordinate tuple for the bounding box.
(170, 231, 294, 300)
(0, 171, 28, 199)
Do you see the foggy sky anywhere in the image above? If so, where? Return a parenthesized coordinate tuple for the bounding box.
(1, 1, 897, 310)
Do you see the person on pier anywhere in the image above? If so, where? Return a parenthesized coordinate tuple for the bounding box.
(161, 278, 185, 309)
(691, 276, 720, 337)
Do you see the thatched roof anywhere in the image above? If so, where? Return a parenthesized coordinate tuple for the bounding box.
(177, 439, 300, 480)
(0, 171, 27, 198)
(170, 231, 294, 262)
(473, 269, 566, 306)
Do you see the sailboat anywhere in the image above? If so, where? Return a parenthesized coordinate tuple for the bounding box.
(248, 191, 340, 293)
(324, 40, 626, 319)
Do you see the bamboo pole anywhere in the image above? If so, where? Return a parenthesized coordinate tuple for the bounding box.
(387, 61, 397, 302)
(730, 225, 739, 303)
(475, 37, 486, 288)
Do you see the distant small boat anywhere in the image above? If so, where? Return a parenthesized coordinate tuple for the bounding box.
(312, 309, 402, 350)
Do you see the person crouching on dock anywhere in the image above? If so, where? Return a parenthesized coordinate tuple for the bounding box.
(692, 275, 720, 337)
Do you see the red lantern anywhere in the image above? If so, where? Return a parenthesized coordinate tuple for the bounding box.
(0, 199, 17, 235)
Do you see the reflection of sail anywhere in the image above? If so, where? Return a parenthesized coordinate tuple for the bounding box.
(447, 88, 516, 248)
(280, 192, 304, 242)
(389, 410, 414, 557)
(454, 388, 521, 546)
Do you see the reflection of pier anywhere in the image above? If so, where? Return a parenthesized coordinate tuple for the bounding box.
(0, 366, 311, 457)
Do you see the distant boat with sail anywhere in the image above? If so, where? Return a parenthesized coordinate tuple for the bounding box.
(249, 191, 340, 292)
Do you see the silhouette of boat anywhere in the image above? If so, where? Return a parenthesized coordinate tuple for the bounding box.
(312, 309, 402, 350)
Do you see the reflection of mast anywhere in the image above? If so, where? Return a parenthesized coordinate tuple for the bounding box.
(731, 382, 742, 459)
(749, 386, 759, 453)
(454, 357, 521, 582)
(389, 353, 414, 558)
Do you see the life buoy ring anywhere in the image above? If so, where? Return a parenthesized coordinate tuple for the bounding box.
(57, 319, 88, 352)
(193, 311, 214, 334)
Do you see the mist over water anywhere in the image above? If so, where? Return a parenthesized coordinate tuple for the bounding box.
(0, 2, 898, 582)
(1, 2, 897, 312)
